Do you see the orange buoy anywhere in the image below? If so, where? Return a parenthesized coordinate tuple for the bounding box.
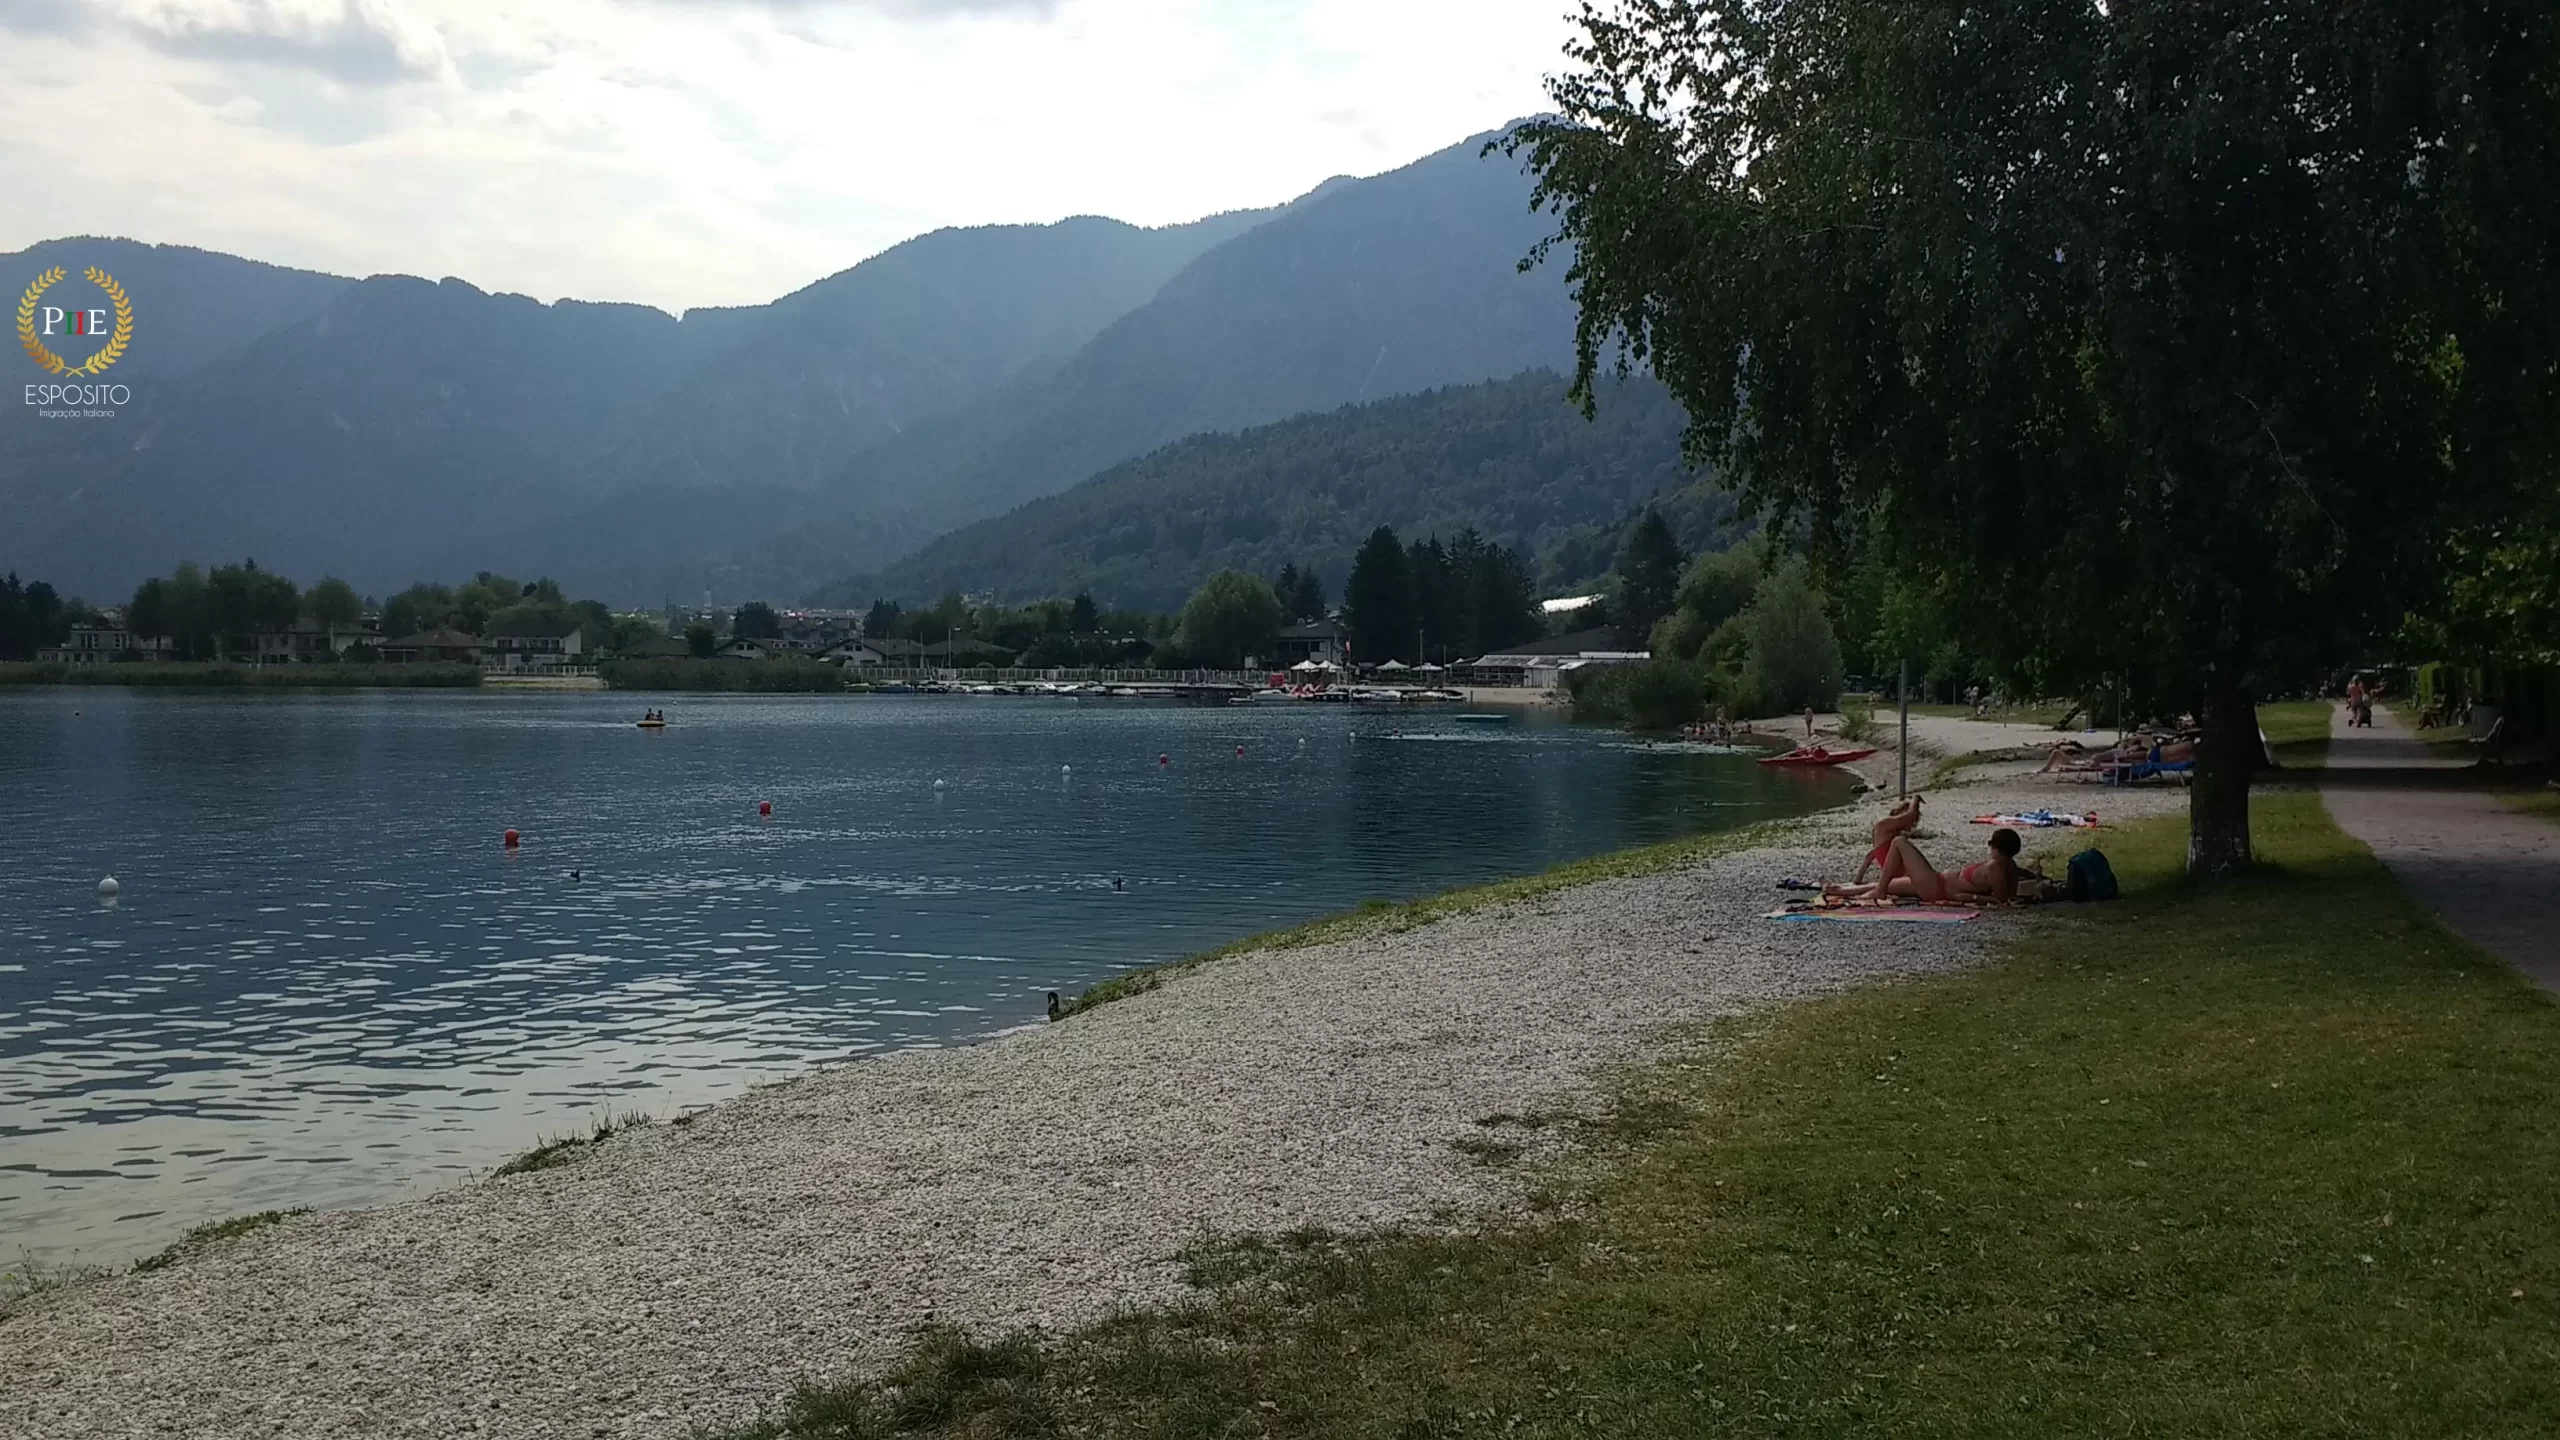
(503, 829, 520, 848)
(759, 800, 773, 817)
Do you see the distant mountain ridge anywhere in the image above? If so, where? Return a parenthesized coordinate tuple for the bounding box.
(2, 124, 1594, 606)
(814, 371, 1728, 614)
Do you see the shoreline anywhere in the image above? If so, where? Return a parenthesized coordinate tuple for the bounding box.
(0, 749, 2183, 1440)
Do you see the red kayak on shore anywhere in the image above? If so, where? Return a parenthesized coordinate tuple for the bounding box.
(1758, 745, 1879, 768)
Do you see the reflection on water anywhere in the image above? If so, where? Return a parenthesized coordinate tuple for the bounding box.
(0, 690, 1850, 1261)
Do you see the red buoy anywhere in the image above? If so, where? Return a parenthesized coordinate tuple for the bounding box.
(503, 829, 520, 848)
(1235, 745, 1245, 758)
(759, 800, 773, 817)
(1158, 753, 1170, 766)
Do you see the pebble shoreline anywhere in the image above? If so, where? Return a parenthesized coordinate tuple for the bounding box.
(1, 755, 2187, 1440)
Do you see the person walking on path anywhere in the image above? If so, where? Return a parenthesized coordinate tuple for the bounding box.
(2321, 701, 2560, 993)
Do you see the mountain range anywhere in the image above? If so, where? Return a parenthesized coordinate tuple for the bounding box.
(819, 371, 1731, 614)
(1, 125, 1707, 609)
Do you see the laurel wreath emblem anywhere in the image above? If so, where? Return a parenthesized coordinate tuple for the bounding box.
(17, 266, 134, 377)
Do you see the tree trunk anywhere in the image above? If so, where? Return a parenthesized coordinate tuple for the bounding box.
(2187, 672, 2257, 876)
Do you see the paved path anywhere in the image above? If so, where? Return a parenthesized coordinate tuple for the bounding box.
(2321, 704, 2560, 992)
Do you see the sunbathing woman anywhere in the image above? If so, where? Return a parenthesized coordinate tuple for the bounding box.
(1831, 827, 2026, 905)
(1853, 795, 1923, 883)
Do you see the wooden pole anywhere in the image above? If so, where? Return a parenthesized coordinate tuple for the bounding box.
(1897, 659, 1911, 798)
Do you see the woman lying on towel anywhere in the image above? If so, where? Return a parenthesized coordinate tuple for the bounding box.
(1830, 828, 2034, 905)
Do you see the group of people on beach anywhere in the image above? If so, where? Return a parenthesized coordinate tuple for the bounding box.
(2035, 724, 2197, 776)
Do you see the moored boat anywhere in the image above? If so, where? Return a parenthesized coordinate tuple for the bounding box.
(1756, 745, 1878, 768)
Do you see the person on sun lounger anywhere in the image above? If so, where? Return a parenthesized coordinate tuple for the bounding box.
(1853, 794, 1923, 883)
(1829, 828, 2027, 905)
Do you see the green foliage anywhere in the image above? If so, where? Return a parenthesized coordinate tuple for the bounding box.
(205, 561, 297, 649)
(1271, 563, 1326, 624)
(0, 572, 68, 660)
(129, 1209, 309, 1274)
(601, 658, 844, 692)
(1066, 592, 1098, 633)
(732, 602, 782, 641)
(1339, 523, 1540, 666)
(1740, 559, 1844, 715)
(818, 372, 1700, 615)
(1344, 525, 1415, 664)
(301, 576, 362, 628)
(1172, 570, 1283, 669)
(492, 1110, 650, 1178)
(603, 612, 665, 653)
(1511, 3, 2560, 871)
(0, 663, 479, 688)
(684, 622, 718, 659)
(1649, 544, 1761, 663)
(1611, 509, 1684, 647)
(1566, 659, 1706, 729)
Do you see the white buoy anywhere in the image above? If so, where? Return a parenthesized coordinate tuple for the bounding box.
(1061, 764, 1072, 774)
(97, 876, 120, 898)
(933, 778, 948, 790)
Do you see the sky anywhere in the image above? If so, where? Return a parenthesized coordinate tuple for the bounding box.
(0, 0, 1577, 313)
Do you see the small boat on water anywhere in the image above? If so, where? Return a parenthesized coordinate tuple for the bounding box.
(1453, 712, 1511, 725)
(1757, 745, 1878, 768)
(635, 718, 666, 729)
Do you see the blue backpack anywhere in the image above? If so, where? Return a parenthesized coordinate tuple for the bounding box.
(2067, 848, 2119, 902)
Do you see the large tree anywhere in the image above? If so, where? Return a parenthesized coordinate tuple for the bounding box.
(1512, 0, 2560, 872)
(1612, 509, 1685, 649)
(1173, 570, 1284, 669)
(303, 576, 363, 629)
(1343, 525, 1417, 665)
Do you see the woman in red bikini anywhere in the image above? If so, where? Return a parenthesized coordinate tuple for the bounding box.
(1853, 795, 1923, 884)
(1833, 827, 2026, 905)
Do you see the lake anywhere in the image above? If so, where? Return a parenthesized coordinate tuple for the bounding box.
(0, 689, 1852, 1263)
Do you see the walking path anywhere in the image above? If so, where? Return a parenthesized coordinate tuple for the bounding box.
(2320, 704, 2560, 993)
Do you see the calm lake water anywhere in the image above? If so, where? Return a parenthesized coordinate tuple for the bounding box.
(0, 689, 1851, 1263)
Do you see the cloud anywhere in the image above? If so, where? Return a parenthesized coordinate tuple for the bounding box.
(0, 0, 104, 36)
(0, 0, 1576, 310)
(113, 1, 450, 85)
(642, 0, 1060, 15)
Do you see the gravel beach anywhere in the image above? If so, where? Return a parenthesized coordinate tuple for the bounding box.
(1, 756, 2186, 1440)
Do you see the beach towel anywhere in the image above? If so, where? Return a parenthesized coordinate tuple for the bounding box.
(1971, 809, 2100, 828)
(1764, 906, 1978, 925)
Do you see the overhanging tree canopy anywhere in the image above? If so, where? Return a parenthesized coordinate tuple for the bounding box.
(1510, 0, 2559, 872)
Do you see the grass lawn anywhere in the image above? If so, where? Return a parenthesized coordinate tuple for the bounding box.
(731, 788, 2560, 1439)
(2499, 788, 2560, 830)
(2259, 699, 2334, 769)
(1901, 700, 2080, 727)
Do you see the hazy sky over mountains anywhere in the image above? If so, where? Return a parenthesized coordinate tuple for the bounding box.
(1, 0, 1571, 310)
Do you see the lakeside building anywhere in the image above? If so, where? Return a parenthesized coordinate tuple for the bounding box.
(1275, 620, 1347, 668)
(251, 619, 379, 664)
(381, 628, 487, 664)
(484, 618, 587, 672)
(614, 635, 692, 661)
(1463, 627, 1649, 689)
(36, 613, 175, 664)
